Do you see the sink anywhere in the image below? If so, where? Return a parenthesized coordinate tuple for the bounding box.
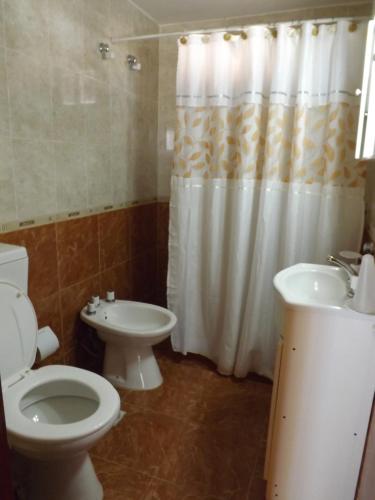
(266, 262, 375, 500)
(274, 263, 349, 309)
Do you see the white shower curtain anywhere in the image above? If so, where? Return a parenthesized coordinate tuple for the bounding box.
(168, 20, 367, 379)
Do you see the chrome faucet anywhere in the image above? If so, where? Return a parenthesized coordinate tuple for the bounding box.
(327, 255, 358, 297)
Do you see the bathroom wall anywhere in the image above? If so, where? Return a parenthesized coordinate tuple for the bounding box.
(0, 0, 159, 230)
(0, 0, 162, 369)
(2, 203, 158, 369)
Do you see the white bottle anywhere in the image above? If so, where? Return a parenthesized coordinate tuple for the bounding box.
(352, 254, 375, 314)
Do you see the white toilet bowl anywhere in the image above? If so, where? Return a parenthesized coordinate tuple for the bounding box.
(81, 300, 177, 390)
(4, 365, 121, 500)
(0, 253, 121, 500)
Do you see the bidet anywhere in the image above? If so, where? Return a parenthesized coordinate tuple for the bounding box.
(81, 299, 177, 390)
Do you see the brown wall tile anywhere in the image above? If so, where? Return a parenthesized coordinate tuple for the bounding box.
(60, 274, 101, 353)
(0, 202, 164, 371)
(129, 203, 157, 257)
(56, 215, 99, 288)
(100, 261, 132, 300)
(98, 209, 130, 270)
(157, 202, 169, 249)
(32, 292, 64, 368)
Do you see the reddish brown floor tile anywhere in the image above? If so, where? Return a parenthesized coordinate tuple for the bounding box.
(56, 215, 99, 288)
(120, 359, 205, 421)
(91, 405, 184, 478)
(247, 478, 266, 500)
(144, 478, 224, 500)
(93, 457, 151, 500)
(98, 209, 130, 271)
(158, 415, 258, 499)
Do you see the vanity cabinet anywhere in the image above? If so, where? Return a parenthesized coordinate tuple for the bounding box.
(264, 298, 375, 500)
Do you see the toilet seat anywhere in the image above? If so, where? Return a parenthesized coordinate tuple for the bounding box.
(0, 280, 120, 448)
(4, 365, 120, 444)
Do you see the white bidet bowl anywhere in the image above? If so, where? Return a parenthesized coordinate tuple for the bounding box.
(81, 300, 177, 390)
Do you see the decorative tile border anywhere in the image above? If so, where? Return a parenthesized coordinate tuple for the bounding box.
(0, 198, 158, 234)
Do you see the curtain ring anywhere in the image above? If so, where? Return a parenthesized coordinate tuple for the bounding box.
(240, 31, 248, 40)
(268, 27, 277, 38)
(349, 21, 357, 32)
(223, 33, 232, 41)
(312, 24, 319, 36)
(180, 36, 188, 44)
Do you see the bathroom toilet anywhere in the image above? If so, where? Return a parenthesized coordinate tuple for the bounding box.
(0, 243, 121, 500)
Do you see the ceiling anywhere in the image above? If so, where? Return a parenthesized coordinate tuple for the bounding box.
(131, 0, 366, 24)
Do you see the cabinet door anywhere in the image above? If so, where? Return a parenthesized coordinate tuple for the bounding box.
(264, 339, 283, 480)
(356, 20, 375, 159)
(356, 399, 375, 500)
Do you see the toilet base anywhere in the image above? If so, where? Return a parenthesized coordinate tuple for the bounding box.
(103, 343, 163, 390)
(24, 452, 103, 500)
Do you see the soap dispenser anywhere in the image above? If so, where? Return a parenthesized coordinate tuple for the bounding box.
(352, 253, 375, 314)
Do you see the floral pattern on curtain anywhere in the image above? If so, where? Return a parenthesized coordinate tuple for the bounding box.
(174, 103, 367, 186)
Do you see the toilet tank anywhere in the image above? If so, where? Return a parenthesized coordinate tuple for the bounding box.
(0, 243, 29, 292)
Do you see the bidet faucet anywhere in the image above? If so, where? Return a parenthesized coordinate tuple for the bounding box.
(327, 255, 358, 297)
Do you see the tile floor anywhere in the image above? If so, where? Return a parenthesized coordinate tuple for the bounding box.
(91, 345, 272, 500)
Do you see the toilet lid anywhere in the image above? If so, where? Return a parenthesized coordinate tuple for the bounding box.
(0, 281, 38, 382)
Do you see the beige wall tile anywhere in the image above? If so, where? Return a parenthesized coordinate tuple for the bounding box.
(111, 143, 129, 204)
(7, 49, 52, 140)
(0, 136, 16, 222)
(51, 66, 85, 142)
(0, 0, 159, 226)
(12, 139, 57, 220)
(3, 0, 49, 52)
(86, 0, 111, 19)
(83, 8, 111, 83)
(48, 0, 85, 73)
(55, 141, 88, 212)
(86, 143, 113, 206)
(83, 76, 111, 145)
(0, 2, 4, 49)
(0, 47, 9, 136)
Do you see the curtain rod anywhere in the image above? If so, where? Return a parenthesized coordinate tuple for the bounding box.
(111, 15, 370, 43)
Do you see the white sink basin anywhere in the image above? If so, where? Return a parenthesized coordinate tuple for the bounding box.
(274, 263, 348, 309)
